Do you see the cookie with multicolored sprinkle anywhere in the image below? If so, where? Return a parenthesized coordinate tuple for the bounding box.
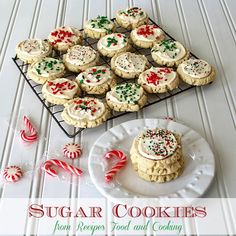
(27, 57, 65, 84)
(97, 33, 131, 57)
(16, 39, 52, 63)
(63, 45, 99, 73)
(42, 78, 80, 105)
(130, 128, 184, 183)
(48, 26, 82, 52)
(138, 67, 179, 93)
(61, 97, 110, 128)
(84, 16, 115, 39)
(116, 7, 148, 29)
(106, 82, 147, 112)
(111, 52, 149, 79)
(75, 66, 116, 95)
(130, 24, 165, 48)
(151, 39, 190, 67)
(177, 59, 216, 86)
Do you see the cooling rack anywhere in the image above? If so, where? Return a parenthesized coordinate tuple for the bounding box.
(13, 18, 201, 138)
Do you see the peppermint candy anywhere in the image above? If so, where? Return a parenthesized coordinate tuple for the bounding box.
(63, 143, 82, 159)
(3, 166, 23, 183)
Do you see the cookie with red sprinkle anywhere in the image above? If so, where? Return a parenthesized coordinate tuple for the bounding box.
(48, 26, 82, 52)
(138, 67, 179, 93)
(131, 24, 165, 48)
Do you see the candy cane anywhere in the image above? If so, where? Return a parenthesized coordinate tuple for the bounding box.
(41, 159, 83, 177)
(20, 116, 37, 142)
(104, 150, 127, 183)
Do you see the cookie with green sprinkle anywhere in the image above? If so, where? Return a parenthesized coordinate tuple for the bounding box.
(97, 33, 131, 57)
(106, 82, 148, 112)
(84, 16, 115, 39)
(27, 57, 65, 84)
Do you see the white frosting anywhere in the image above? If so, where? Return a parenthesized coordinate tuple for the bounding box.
(106, 83, 143, 104)
(64, 45, 97, 66)
(31, 57, 64, 77)
(17, 39, 51, 58)
(43, 78, 78, 99)
(139, 67, 176, 87)
(85, 16, 114, 33)
(97, 33, 128, 51)
(117, 7, 147, 23)
(181, 59, 211, 78)
(66, 98, 105, 121)
(137, 129, 178, 160)
(152, 39, 186, 62)
(114, 52, 147, 73)
(48, 26, 81, 47)
(76, 66, 112, 86)
(132, 25, 164, 42)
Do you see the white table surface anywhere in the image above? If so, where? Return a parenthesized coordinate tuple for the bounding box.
(1, 0, 236, 235)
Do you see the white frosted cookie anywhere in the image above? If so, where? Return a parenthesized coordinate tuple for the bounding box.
(75, 66, 116, 94)
(130, 128, 184, 183)
(16, 39, 52, 63)
(48, 26, 82, 52)
(42, 78, 80, 105)
(116, 7, 148, 29)
(84, 16, 115, 39)
(61, 97, 110, 128)
(138, 67, 179, 93)
(106, 82, 147, 112)
(177, 59, 216, 86)
(151, 39, 190, 67)
(27, 57, 65, 84)
(111, 52, 149, 79)
(97, 33, 131, 57)
(63, 45, 99, 73)
(130, 24, 165, 48)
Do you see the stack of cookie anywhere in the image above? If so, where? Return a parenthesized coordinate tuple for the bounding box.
(130, 128, 184, 183)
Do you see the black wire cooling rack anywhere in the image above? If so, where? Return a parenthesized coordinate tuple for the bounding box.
(12, 18, 201, 138)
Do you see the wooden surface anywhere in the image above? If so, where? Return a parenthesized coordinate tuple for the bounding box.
(0, 0, 236, 235)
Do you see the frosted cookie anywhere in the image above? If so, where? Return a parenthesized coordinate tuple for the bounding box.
(111, 52, 149, 79)
(138, 67, 179, 93)
(151, 39, 190, 67)
(116, 7, 148, 29)
(48, 26, 82, 52)
(177, 59, 216, 86)
(106, 83, 147, 112)
(63, 45, 99, 73)
(97, 33, 131, 58)
(84, 16, 115, 39)
(75, 66, 116, 94)
(130, 128, 184, 183)
(42, 78, 80, 105)
(130, 24, 165, 48)
(61, 97, 110, 128)
(27, 57, 65, 84)
(16, 39, 52, 63)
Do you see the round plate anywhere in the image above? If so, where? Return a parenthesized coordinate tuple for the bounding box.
(88, 119, 215, 201)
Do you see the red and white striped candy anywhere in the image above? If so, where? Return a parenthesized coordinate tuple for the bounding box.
(41, 159, 83, 177)
(3, 166, 23, 182)
(104, 150, 127, 183)
(63, 143, 82, 159)
(20, 116, 37, 142)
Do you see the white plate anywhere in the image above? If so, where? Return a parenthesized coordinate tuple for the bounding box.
(88, 119, 215, 201)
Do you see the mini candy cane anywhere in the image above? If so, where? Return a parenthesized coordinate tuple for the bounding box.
(104, 150, 127, 183)
(20, 116, 37, 142)
(41, 159, 83, 177)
